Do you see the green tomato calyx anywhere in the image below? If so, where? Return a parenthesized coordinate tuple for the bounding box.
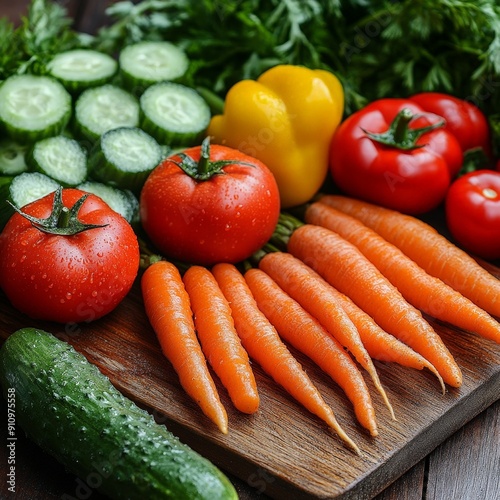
(363, 108, 445, 151)
(173, 137, 253, 180)
(8, 186, 108, 235)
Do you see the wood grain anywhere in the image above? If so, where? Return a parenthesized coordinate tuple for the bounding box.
(426, 400, 500, 499)
(1, 259, 499, 499)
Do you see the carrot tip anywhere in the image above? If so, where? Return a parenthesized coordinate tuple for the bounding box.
(327, 420, 361, 455)
(338, 432, 361, 455)
(371, 375, 396, 421)
(437, 374, 447, 395)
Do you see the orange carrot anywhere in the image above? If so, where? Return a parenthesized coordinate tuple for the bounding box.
(141, 260, 228, 433)
(182, 265, 260, 414)
(211, 262, 360, 453)
(287, 224, 462, 388)
(258, 252, 395, 418)
(271, 250, 446, 392)
(318, 194, 500, 320)
(321, 278, 446, 394)
(244, 267, 378, 436)
(305, 201, 500, 345)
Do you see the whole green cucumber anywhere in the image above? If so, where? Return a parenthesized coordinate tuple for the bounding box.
(0, 328, 238, 500)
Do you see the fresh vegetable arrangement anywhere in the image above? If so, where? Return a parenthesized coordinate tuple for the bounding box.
(1, 0, 500, 497)
(86, 0, 500, 152)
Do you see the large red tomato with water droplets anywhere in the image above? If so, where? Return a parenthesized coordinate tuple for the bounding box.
(0, 188, 140, 323)
(140, 138, 281, 265)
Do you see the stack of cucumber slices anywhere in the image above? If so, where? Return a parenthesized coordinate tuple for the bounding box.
(0, 40, 211, 229)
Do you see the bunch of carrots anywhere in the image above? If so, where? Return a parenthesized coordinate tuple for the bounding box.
(140, 195, 500, 455)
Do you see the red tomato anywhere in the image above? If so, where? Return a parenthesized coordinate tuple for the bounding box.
(410, 92, 492, 160)
(329, 98, 463, 215)
(445, 170, 500, 260)
(0, 188, 140, 323)
(140, 139, 281, 266)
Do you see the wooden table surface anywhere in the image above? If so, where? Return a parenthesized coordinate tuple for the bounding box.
(1, 2, 499, 499)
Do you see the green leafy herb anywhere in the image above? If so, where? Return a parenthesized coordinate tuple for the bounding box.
(0, 0, 81, 80)
(0, 19, 20, 80)
(93, 2, 497, 109)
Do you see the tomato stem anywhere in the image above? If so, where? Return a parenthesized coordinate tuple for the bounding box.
(57, 206, 72, 228)
(362, 108, 445, 151)
(393, 109, 414, 143)
(7, 186, 108, 236)
(198, 136, 211, 176)
(173, 137, 255, 181)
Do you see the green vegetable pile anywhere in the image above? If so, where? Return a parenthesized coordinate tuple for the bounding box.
(115, 0, 500, 153)
(2, 0, 500, 155)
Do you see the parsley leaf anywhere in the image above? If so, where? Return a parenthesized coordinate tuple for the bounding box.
(0, 0, 80, 80)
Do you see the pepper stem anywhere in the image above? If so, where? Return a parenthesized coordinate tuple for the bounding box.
(362, 108, 445, 151)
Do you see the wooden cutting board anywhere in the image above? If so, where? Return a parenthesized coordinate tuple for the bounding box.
(1, 259, 499, 499)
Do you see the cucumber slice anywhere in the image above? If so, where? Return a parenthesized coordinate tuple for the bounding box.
(140, 82, 210, 146)
(0, 172, 60, 228)
(9, 171, 60, 207)
(0, 138, 29, 175)
(73, 84, 140, 142)
(26, 135, 88, 187)
(48, 49, 118, 94)
(89, 127, 162, 193)
(119, 41, 189, 92)
(77, 181, 139, 223)
(0, 74, 72, 142)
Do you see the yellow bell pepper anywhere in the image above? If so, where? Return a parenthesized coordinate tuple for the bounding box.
(207, 64, 344, 208)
